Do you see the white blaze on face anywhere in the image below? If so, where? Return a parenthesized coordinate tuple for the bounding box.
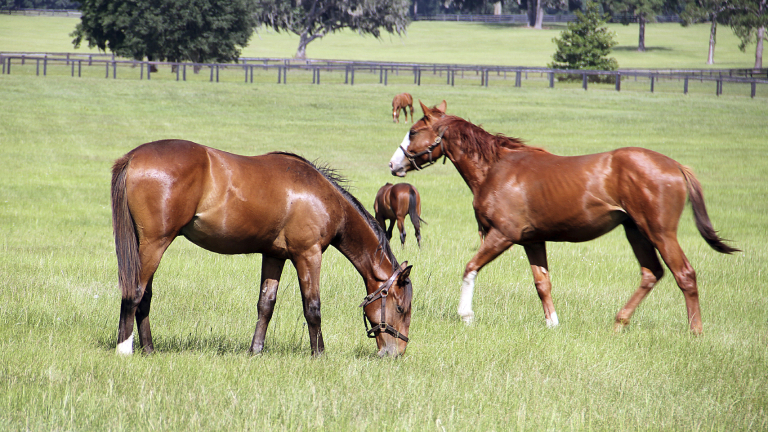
(389, 131, 410, 176)
(116, 333, 134, 355)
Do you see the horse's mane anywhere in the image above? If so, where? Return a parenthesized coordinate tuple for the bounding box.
(269, 152, 399, 271)
(434, 115, 548, 163)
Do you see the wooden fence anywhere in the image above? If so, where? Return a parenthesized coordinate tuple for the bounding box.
(2, 52, 767, 98)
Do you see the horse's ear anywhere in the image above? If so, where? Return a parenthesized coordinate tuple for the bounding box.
(397, 262, 412, 284)
(419, 100, 431, 116)
(436, 100, 447, 114)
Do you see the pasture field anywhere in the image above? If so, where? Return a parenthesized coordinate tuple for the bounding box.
(0, 14, 761, 69)
(1, 69, 767, 430)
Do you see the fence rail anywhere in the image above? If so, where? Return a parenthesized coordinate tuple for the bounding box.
(2, 52, 766, 98)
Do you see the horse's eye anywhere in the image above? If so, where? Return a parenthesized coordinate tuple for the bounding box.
(396, 305, 405, 314)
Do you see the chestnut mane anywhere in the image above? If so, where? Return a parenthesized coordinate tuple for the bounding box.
(434, 115, 549, 163)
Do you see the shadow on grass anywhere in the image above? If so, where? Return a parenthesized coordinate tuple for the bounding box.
(613, 46, 673, 52)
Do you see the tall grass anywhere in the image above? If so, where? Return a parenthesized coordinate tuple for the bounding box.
(1, 71, 766, 430)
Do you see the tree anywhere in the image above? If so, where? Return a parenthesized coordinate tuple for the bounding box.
(1, 0, 77, 8)
(549, 1, 618, 74)
(256, 0, 410, 59)
(605, 0, 666, 51)
(681, 0, 729, 65)
(71, 0, 257, 65)
(726, 0, 767, 69)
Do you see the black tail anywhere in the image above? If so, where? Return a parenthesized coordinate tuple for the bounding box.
(680, 166, 740, 254)
(111, 154, 141, 302)
(407, 187, 425, 246)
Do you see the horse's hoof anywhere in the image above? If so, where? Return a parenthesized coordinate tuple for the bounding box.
(613, 322, 627, 333)
(458, 311, 474, 325)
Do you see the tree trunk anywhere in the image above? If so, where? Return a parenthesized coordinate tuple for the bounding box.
(638, 16, 646, 52)
(493, 1, 501, 15)
(527, 1, 536, 27)
(755, 26, 765, 70)
(296, 33, 309, 59)
(413, 0, 418, 15)
(534, 0, 543, 29)
(707, 17, 717, 65)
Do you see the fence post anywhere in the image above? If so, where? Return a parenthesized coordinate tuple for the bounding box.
(350, 66, 354, 85)
(385, 69, 388, 86)
(147, 63, 151, 80)
(549, 72, 554, 88)
(36, 58, 40, 76)
(78, 60, 82, 77)
(716, 79, 722, 96)
(140, 63, 144, 80)
(113, 61, 117, 79)
(44, 58, 47, 76)
(582, 72, 587, 90)
(418, 68, 421, 86)
(216, 65, 219, 83)
(105, 61, 109, 79)
(615, 72, 620, 91)
(515, 70, 521, 87)
(650, 75, 655, 93)
(451, 70, 455, 86)
(316, 68, 320, 85)
(71, 60, 75, 77)
(278, 66, 282, 84)
(751, 81, 756, 98)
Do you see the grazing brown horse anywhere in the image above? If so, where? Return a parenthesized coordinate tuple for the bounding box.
(374, 182, 424, 247)
(389, 101, 738, 334)
(392, 93, 414, 123)
(111, 140, 413, 358)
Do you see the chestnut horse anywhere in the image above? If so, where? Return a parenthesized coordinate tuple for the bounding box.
(374, 182, 424, 247)
(392, 93, 413, 123)
(111, 140, 413, 357)
(389, 101, 738, 334)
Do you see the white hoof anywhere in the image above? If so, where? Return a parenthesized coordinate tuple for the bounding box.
(458, 310, 475, 324)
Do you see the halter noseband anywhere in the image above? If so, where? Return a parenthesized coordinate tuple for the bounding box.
(359, 269, 409, 343)
(400, 128, 447, 171)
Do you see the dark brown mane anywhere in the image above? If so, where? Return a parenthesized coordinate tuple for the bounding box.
(435, 115, 548, 162)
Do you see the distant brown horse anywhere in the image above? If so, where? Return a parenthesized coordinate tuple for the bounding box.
(389, 101, 738, 334)
(392, 93, 413, 123)
(374, 183, 424, 247)
(111, 140, 413, 358)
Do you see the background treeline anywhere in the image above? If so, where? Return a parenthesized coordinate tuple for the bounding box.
(1, 0, 78, 9)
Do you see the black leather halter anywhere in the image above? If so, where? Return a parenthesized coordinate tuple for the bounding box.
(359, 269, 409, 343)
(399, 129, 447, 171)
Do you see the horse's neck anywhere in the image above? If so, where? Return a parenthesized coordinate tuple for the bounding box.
(445, 140, 495, 195)
(333, 205, 392, 289)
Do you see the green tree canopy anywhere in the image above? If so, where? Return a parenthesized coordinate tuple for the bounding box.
(681, 0, 729, 65)
(549, 2, 618, 71)
(255, 0, 410, 59)
(72, 0, 257, 64)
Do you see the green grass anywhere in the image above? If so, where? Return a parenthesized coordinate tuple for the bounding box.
(1, 72, 767, 430)
(0, 14, 760, 68)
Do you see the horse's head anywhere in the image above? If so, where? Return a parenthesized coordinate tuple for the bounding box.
(360, 261, 413, 357)
(389, 100, 447, 177)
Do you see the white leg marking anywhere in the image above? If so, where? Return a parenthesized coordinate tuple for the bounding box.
(458, 271, 477, 324)
(116, 333, 134, 355)
(546, 312, 559, 328)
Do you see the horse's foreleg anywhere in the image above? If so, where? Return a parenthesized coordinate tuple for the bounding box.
(250, 256, 286, 355)
(293, 249, 325, 356)
(458, 229, 513, 324)
(523, 242, 559, 327)
(616, 223, 665, 332)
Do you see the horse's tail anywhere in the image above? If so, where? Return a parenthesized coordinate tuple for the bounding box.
(407, 186, 425, 232)
(111, 154, 141, 303)
(680, 165, 740, 254)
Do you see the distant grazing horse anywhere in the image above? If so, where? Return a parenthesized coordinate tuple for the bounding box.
(111, 140, 413, 358)
(374, 183, 424, 247)
(392, 93, 413, 123)
(389, 100, 738, 333)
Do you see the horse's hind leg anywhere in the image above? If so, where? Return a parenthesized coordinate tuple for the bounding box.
(117, 237, 173, 355)
(655, 234, 702, 334)
(396, 215, 406, 246)
(250, 256, 286, 355)
(615, 223, 665, 332)
(523, 242, 559, 327)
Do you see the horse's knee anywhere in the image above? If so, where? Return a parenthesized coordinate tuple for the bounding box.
(304, 298, 322, 327)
